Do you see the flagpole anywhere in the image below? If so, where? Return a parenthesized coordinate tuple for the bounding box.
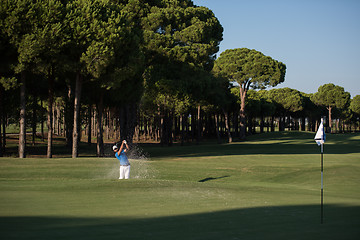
(321, 142, 324, 224)
(314, 117, 325, 224)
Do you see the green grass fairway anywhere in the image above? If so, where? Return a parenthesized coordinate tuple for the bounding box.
(1, 132, 359, 239)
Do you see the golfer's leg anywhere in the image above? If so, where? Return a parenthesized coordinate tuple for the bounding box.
(119, 166, 124, 179)
(124, 166, 130, 179)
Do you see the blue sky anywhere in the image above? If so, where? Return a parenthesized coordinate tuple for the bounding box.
(193, 0, 360, 98)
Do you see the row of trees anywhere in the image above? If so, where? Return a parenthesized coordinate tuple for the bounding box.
(0, 0, 224, 157)
(2, 80, 359, 153)
(1, 0, 359, 158)
(136, 83, 359, 145)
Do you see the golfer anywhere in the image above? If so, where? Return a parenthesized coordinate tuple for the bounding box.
(113, 140, 130, 179)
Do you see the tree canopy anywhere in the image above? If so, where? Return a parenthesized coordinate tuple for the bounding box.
(312, 83, 350, 132)
(213, 48, 286, 90)
(213, 48, 286, 139)
(350, 95, 360, 115)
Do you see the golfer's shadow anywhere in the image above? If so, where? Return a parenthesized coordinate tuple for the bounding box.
(198, 175, 230, 182)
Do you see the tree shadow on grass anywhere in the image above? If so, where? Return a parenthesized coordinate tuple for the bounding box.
(1, 204, 359, 240)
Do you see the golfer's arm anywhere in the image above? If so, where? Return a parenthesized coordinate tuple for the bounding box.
(118, 143, 124, 154)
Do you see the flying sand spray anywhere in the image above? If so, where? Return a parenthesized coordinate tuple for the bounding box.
(101, 140, 156, 179)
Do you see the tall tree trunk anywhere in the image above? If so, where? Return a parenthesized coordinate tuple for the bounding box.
(260, 115, 264, 134)
(327, 106, 332, 133)
(279, 116, 285, 131)
(40, 99, 44, 141)
(0, 86, 4, 157)
(55, 103, 59, 135)
(57, 104, 61, 135)
(92, 108, 96, 137)
(180, 115, 185, 146)
(271, 116, 275, 132)
(239, 87, 247, 139)
(0, 118, 2, 157)
(168, 110, 173, 146)
(109, 109, 114, 140)
(312, 118, 316, 132)
(160, 111, 167, 146)
(134, 124, 139, 142)
(287, 116, 291, 131)
(0, 115, 2, 157)
(143, 117, 147, 141)
(32, 94, 37, 146)
(19, 72, 26, 158)
(196, 105, 201, 144)
(203, 114, 209, 137)
(155, 105, 160, 142)
(191, 109, 196, 142)
(214, 114, 221, 143)
(105, 109, 109, 140)
(175, 116, 179, 142)
(52, 102, 56, 135)
(47, 70, 54, 158)
(1, 116, 4, 151)
(301, 117, 306, 131)
(2, 115, 5, 151)
(96, 93, 104, 157)
(72, 72, 82, 158)
(87, 104, 92, 145)
(223, 109, 232, 143)
(115, 112, 120, 140)
(65, 85, 73, 147)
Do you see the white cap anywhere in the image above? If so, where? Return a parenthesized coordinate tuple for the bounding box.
(112, 145, 118, 151)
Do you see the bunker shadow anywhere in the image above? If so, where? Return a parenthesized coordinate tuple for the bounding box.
(198, 175, 230, 182)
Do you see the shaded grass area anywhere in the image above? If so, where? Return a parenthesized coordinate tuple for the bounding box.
(1, 205, 359, 240)
(3, 134, 100, 158)
(140, 131, 360, 158)
(1, 132, 359, 239)
(4, 131, 360, 158)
